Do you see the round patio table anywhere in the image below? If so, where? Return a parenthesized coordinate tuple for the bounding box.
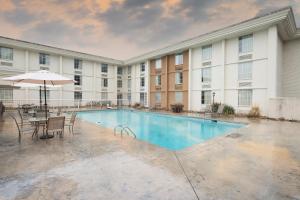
(29, 117, 54, 139)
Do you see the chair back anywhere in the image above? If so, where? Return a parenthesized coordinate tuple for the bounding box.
(47, 116, 65, 132)
(9, 114, 21, 140)
(205, 105, 212, 112)
(17, 109, 24, 125)
(217, 104, 225, 114)
(70, 112, 77, 124)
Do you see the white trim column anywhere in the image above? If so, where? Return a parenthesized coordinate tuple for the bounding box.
(188, 48, 192, 111)
(93, 62, 96, 101)
(267, 26, 279, 98)
(220, 39, 226, 103)
(25, 50, 29, 103)
(59, 56, 63, 106)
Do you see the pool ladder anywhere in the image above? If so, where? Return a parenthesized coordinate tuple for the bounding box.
(114, 125, 136, 139)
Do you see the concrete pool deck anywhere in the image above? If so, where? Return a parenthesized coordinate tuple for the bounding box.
(0, 113, 300, 200)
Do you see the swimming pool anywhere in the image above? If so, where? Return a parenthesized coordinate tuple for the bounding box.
(77, 110, 244, 150)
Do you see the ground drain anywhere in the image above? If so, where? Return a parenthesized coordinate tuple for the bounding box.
(226, 133, 242, 138)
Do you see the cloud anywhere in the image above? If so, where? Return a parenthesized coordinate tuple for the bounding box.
(0, 0, 300, 59)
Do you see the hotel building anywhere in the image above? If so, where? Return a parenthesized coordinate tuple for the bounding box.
(0, 7, 300, 116)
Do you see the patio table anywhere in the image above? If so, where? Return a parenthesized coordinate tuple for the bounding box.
(28, 117, 53, 139)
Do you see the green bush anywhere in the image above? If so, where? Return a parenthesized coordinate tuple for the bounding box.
(170, 103, 184, 113)
(223, 105, 235, 115)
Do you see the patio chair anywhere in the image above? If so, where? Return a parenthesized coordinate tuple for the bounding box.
(203, 105, 213, 116)
(212, 104, 225, 117)
(9, 114, 36, 142)
(46, 116, 65, 138)
(17, 109, 31, 127)
(65, 112, 77, 135)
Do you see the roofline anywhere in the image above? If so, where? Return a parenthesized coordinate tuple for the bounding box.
(0, 36, 123, 65)
(124, 7, 298, 65)
(0, 7, 298, 66)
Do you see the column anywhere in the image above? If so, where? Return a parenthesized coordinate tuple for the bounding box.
(59, 56, 63, 106)
(188, 48, 192, 111)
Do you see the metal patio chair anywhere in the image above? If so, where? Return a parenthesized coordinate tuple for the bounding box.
(9, 114, 36, 142)
(65, 112, 77, 135)
(46, 116, 66, 138)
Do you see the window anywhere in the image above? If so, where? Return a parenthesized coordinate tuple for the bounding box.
(238, 89, 252, 106)
(74, 59, 82, 70)
(201, 67, 211, 83)
(175, 53, 183, 65)
(128, 66, 131, 74)
(175, 71, 183, 84)
(239, 34, 253, 54)
(74, 75, 81, 86)
(140, 63, 145, 72)
(102, 78, 108, 87)
(175, 92, 183, 103)
(101, 64, 108, 73)
(128, 79, 131, 89)
(74, 91, 82, 100)
(39, 53, 50, 65)
(155, 59, 161, 69)
(117, 67, 123, 75)
(41, 90, 50, 100)
(155, 92, 161, 103)
(140, 93, 145, 105)
(0, 47, 13, 61)
(202, 45, 212, 61)
(117, 80, 122, 88)
(0, 88, 13, 101)
(201, 91, 211, 105)
(101, 92, 108, 100)
(140, 77, 145, 87)
(128, 93, 131, 101)
(238, 62, 252, 80)
(155, 75, 161, 86)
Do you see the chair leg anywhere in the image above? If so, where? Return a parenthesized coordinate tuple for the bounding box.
(72, 126, 74, 135)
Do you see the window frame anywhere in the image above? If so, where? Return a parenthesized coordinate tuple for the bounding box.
(201, 67, 211, 83)
(39, 53, 50, 65)
(155, 59, 162, 69)
(74, 75, 81, 86)
(74, 59, 82, 70)
(140, 63, 145, 72)
(101, 63, 108, 73)
(140, 77, 145, 87)
(238, 61, 252, 81)
(155, 92, 161, 103)
(117, 79, 122, 88)
(175, 91, 183, 103)
(74, 91, 82, 100)
(201, 90, 211, 105)
(238, 89, 252, 107)
(102, 78, 108, 87)
(175, 53, 183, 65)
(239, 34, 253, 54)
(0, 47, 13, 61)
(155, 75, 161, 86)
(202, 44, 212, 61)
(0, 88, 13, 101)
(175, 71, 183, 85)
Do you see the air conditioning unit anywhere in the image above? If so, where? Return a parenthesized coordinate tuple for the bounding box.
(75, 70, 82, 75)
(239, 54, 252, 60)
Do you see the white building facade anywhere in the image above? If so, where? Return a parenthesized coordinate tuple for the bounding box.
(0, 7, 300, 117)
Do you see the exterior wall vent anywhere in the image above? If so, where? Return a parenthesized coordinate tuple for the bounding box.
(75, 71, 82, 75)
(202, 61, 211, 66)
(239, 82, 252, 87)
(239, 54, 252, 60)
(202, 84, 211, 89)
(40, 66, 49, 70)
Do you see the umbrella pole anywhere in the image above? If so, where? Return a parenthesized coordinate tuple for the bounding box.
(40, 80, 53, 139)
(39, 86, 42, 109)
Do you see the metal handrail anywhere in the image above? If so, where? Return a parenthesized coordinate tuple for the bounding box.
(114, 124, 136, 138)
(121, 127, 136, 138)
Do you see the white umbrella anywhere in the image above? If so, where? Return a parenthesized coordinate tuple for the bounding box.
(3, 70, 75, 139)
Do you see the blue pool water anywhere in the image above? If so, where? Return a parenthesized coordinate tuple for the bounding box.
(77, 110, 244, 150)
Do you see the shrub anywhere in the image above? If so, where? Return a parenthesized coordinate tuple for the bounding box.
(133, 103, 140, 108)
(247, 106, 261, 118)
(223, 105, 235, 115)
(170, 103, 184, 113)
(211, 103, 221, 113)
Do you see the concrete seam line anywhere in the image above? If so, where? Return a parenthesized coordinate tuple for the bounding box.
(173, 151, 200, 200)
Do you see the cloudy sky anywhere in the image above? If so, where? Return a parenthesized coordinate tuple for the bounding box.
(0, 0, 299, 60)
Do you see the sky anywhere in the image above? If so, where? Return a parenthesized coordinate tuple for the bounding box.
(0, 0, 300, 60)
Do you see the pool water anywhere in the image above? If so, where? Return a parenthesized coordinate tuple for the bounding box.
(77, 110, 244, 150)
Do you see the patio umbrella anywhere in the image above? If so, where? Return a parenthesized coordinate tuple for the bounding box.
(3, 70, 75, 139)
(14, 83, 61, 109)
